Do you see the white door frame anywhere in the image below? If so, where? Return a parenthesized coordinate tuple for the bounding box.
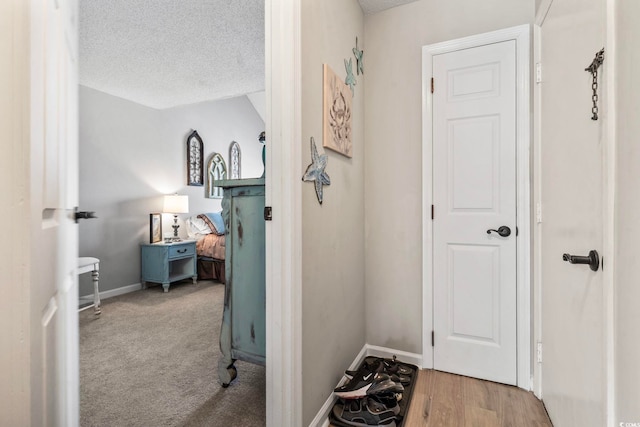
(19, 0, 302, 425)
(264, 0, 303, 426)
(422, 24, 531, 389)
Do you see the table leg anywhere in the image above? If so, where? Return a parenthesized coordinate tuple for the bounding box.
(92, 267, 101, 316)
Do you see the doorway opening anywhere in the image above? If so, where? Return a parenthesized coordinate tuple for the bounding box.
(421, 24, 531, 389)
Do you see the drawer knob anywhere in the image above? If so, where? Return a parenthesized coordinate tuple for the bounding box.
(177, 249, 187, 253)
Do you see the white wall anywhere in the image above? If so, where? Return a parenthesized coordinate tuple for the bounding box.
(78, 86, 264, 295)
(615, 0, 640, 421)
(301, 0, 365, 424)
(363, 0, 533, 353)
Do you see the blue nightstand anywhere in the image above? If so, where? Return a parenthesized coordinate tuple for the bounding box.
(140, 240, 197, 292)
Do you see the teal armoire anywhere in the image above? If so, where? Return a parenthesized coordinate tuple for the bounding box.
(216, 178, 266, 386)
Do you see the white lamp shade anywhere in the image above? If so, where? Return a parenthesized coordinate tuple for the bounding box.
(163, 194, 189, 214)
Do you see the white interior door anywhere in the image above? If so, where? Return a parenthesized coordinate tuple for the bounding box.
(539, 0, 606, 425)
(30, 0, 79, 425)
(432, 40, 517, 385)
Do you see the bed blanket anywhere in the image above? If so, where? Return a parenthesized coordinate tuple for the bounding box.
(196, 233, 226, 260)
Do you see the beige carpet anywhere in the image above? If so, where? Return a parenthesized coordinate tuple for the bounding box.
(79, 280, 265, 427)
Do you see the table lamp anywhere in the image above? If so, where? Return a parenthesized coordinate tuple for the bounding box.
(163, 194, 189, 240)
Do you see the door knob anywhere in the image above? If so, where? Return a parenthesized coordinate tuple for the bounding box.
(562, 250, 599, 272)
(75, 208, 98, 223)
(486, 226, 511, 237)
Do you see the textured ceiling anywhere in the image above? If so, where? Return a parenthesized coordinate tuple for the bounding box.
(79, 0, 265, 109)
(358, 0, 420, 15)
(79, 0, 417, 109)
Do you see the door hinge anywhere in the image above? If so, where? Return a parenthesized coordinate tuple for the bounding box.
(264, 206, 272, 221)
(536, 342, 542, 364)
(431, 330, 434, 347)
(431, 77, 434, 93)
(536, 63, 542, 83)
(431, 205, 434, 220)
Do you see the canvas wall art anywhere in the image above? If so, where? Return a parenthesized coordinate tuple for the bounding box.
(323, 64, 353, 158)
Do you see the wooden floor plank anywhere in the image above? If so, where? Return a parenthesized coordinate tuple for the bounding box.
(404, 370, 553, 427)
(403, 369, 431, 426)
(464, 405, 500, 427)
(425, 370, 465, 427)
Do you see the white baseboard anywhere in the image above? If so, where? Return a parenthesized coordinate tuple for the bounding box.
(79, 282, 142, 302)
(364, 345, 423, 369)
(308, 344, 423, 427)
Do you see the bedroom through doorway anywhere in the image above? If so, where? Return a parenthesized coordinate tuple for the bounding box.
(77, 1, 268, 425)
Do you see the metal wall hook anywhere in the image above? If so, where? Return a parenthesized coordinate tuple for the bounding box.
(584, 48, 605, 74)
(585, 48, 605, 120)
(562, 250, 599, 271)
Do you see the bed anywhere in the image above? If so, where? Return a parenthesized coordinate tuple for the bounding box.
(185, 213, 226, 284)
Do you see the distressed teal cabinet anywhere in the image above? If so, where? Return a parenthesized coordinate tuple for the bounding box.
(140, 240, 197, 293)
(217, 178, 265, 386)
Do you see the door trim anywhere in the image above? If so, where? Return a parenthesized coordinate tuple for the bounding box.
(604, 0, 616, 424)
(422, 24, 531, 389)
(265, 0, 303, 426)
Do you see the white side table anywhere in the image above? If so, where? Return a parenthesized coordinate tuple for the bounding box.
(78, 257, 101, 316)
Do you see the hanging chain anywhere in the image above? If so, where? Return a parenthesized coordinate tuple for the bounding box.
(584, 48, 605, 121)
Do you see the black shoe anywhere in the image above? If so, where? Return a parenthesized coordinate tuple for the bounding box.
(367, 374, 404, 396)
(334, 360, 384, 399)
(345, 370, 410, 388)
(332, 397, 397, 427)
(389, 373, 411, 386)
(369, 392, 400, 416)
(346, 358, 412, 379)
(380, 358, 413, 376)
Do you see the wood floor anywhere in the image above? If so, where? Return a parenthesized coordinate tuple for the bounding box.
(402, 370, 552, 427)
(331, 369, 552, 427)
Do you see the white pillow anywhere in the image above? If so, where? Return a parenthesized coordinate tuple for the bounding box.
(185, 216, 212, 238)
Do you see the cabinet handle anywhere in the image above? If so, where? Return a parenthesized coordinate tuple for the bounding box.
(177, 249, 187, 253)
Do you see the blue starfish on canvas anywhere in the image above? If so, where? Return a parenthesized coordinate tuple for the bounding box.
(353, 37, 364, 75)
(344, 58, 356, 94)
(302, 137, 330, 204)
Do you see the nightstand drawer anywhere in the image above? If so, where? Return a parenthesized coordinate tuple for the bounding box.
(168, 244, 195, 259)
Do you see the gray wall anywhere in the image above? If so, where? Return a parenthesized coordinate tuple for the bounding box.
(78, 86, 264, 295)
(363, 0, 533, 354)
(301, 0, 365, 424)
(615, 0, 640, 421)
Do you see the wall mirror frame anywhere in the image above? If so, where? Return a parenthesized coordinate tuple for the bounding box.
(187, 130, 204, 186)
(229, 141, 241, 179)
(207, 152, 227, 198)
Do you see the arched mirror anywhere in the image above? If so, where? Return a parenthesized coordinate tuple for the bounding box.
(229, 141, 241, 179)
(206, 153, 227, 198)
(186, 130, 204, 186)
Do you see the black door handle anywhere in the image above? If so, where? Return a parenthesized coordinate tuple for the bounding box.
(75, 207, 98, 223)
(487, 226, 511, 237)
(562, 250, 599, 271)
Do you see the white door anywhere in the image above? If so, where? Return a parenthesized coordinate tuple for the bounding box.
(432, 40, 517, 385)
(539, 0, 606, 425)
(30, 0, 80, 425)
